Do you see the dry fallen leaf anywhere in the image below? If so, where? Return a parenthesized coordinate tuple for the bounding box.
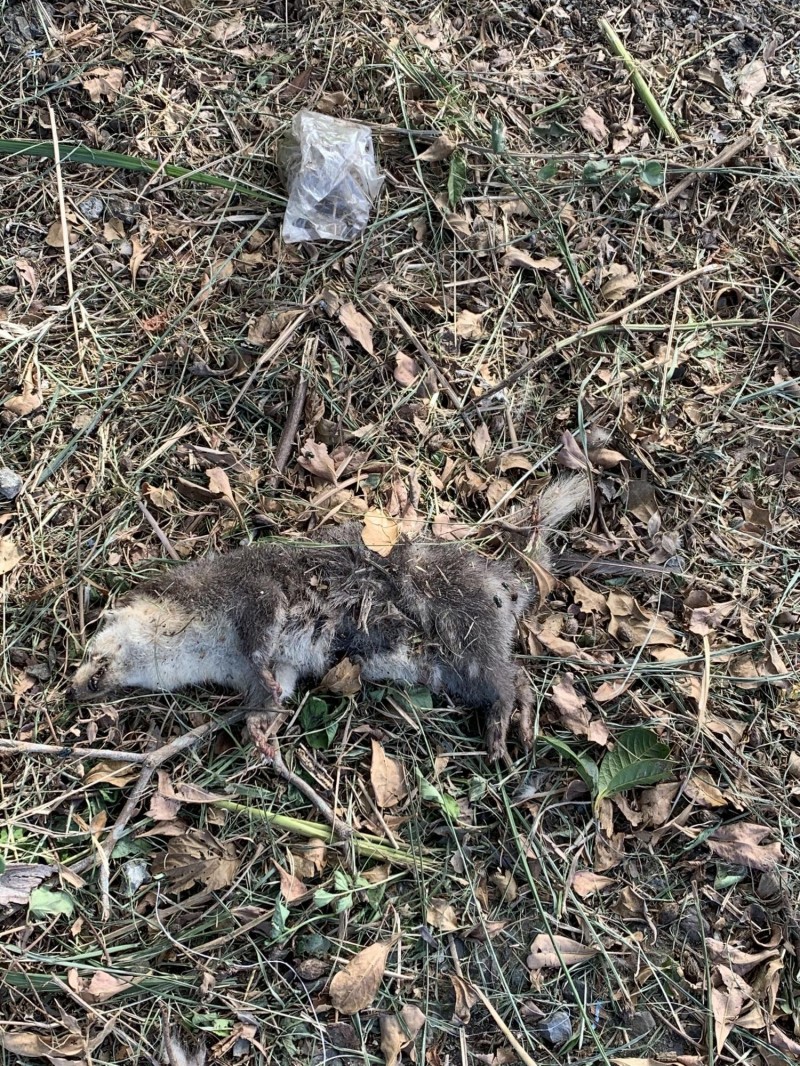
(4, 366, 43, 417)
(274, 860, 307, 904)
(210, 17, 246, 43)
(453, 309, 485, 340)
(640, 782, 680, 827)
(380, 1004, 426, 1066)
(549, 673, 609, 746)
(426, 898, 459, 932)
(394, 352, 420, 386)
(738, 59, 768, 106)
(580, 105, 608, 142)
(45, 220, 73, 248)
(601, 264, 638, 304)
(607, 591, 676, 648)
(684, 772, 729, 808)
(156, 828, 239, 892)
(0, 538, 22, 576)
(362, 508, 399, 557)
(84, 971, 133, 1003)
(471, 423, 491, 458)
(83, 759, 140, 789)
(705, 938, 779, 976)
(416, 133, 457, 161)
(206, 466, 237, 510)
(80, 67, 124, 103)
(318, 656, 362, 696)
(712, 965, 752, 1053)
(501, 248, 561, 272)
(299, 438, 339, 482)
(566, 577, 609, 616)
(329, 940, 394, 1015)
(450, 974, 478, 1025)
(527, 933, 598, 970)
(290, 839, 328, 879)
(571, 870, 615, 898)
(339, 301, 375, 356)
(371, 739, 408, 808)
(707, 822, 782, 871)
(687, 601, 736, 636)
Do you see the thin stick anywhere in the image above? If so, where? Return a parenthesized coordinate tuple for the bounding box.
(0, 739, 149, 762)
(137, 501, 180, 561)
(46, 102, 83, 364)
(656, 122, 761, 207)
(468, 982, 539, 1066)
(271, 337, 315, 481)
(228, 308, 312, 414)
(599, 19, 680, 144)
(466, 263, 721, 408)
(382, 302, 475, 430)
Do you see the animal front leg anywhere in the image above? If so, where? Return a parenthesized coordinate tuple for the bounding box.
(246, 655, 293, 758)
(515, 668, 535, 750)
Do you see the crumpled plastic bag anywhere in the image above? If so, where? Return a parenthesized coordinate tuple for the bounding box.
(281, 111, 383, 243)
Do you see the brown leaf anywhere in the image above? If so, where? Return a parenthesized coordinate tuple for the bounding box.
(450, 974, 478, 1025)
(556, 430, 590, 471)
(145, 484, 177, 510)
(589, 447, 627, 469)
(416, 133, 457, 161)
(593, 680, 629, 702)
(738, 59, 768, 106)
(149, 791, 181, 821)
(501, 248, 561, 272)
(80, 66, 124, 102)
(640, 782, 680, 827)
(380, 1004, 426, 1066)
(712, 966, 751, 1054)
(571, 870, 615, 898)
(274, 860, 307, 904)
(129, 235, 148, 283)
(601, 264, 638, 304)
(339, 301, 374, 355)
(471, 423, 491, 458)
(362, 508, 399, 557)
(579, 106, 608, 142)
(527, 933, 598, 970)
(684, 772, 729, 808)
(156, 773, 225, 805)
(83, 759, 140, 789)
(550, 674, 609, 746)
(329, 940, 394, 1015)
(394, 353, 420, 386)
(0, 863, 56, 906)
(453, 309, 485, 339)
(210, 16, 246, 43)
(0, 537, 22, 575)
(289, 839, 328, 879)
(607, 591, 676, 648)
(4, 366, 43, 416)
(206, 466, 237, 510)
(45, 220, 73, 248)
(85, 971, 132, 1002)
(299, 438, 339, 482)
(707, 823, 782, 871)
(567, 577, 609, 616)
(705, 938, 779, 976)
(156, 828, 239, 892)
(688, 601, 735, 636)
(426, 898, 459, 932)
(371, 739, 408, 808)
(490, 868, 518, 902)
(318, 656, 362, 696)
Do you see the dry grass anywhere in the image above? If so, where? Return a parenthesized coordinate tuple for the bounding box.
(2, 0, 800, 1062)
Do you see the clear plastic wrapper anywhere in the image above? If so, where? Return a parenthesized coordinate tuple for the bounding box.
(281, 110, 383, 243)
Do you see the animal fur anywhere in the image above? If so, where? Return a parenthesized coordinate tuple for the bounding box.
(70, 475, 592, 761)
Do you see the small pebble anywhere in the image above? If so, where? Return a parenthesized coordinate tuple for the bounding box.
(539, 1010, 572, 1046)
(0, 467, 23, 500)
(78, 195, 104, 221)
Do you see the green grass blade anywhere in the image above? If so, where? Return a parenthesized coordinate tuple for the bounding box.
(0, 138, 284, 205)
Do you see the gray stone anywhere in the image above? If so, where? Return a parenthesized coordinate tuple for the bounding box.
(0, 467, 22, 500)
(539, 1010, 572, 1045)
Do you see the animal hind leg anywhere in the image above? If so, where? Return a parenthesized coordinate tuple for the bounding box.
(515, 667, 535, 750)
(485, 675, 517, 765)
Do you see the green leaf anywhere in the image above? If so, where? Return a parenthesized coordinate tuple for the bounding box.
(491, 114, 506, 154)
(536, 159, 559, 181)
(29, 887, 74, 918)
(300, 696, 338, 750)
(595, 727, 672, 807)
(416, 770, 460, 820)
(581, 159, 611, 185)
(0, 139, 283, 204)
(401, 685, 433, 712)
(0, 856, 5, 876)
(640, 159, 665, 187)
(448, 153, 467, 208)
(538, 736, 599, 791)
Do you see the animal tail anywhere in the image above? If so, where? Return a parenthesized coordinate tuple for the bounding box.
(528, 474, 590, 567)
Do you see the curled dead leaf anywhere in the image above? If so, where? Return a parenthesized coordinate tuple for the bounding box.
(318, 656, 362, 696)
(339, 301, 375, 356)
(380, 1004, 426, 1066)
(274, 860, 307, 904)
(4, 366, 43, 417)
(471, 423, 491, 459)
(371, 739, 408, 808)
(83, 759, 140, 789)
(579, 105, 608, 142)
(571, 870, 615, 898)
(527, 933, 598, 970)
(738, 59, 767, 106)
(299, 437, 339, 482)
(707, 822, 782, 871)
(549, 673, 609, 745)
(600, 264, 638, 304)
(416, 133, 457, 161)
(0, 863, 57, 906)
(426, 898, 459, 932)
(453, 309, 485, 340)
(450, 974, 477, 1025)
(501, 248, 561, 272)
(394, 352, 420, 386)
(0, 537, 22, 576)
(329, 940, 394, 1015)
(80, 66, 124, 103)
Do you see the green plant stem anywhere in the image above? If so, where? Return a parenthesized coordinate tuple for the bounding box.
(599, 19, 680, 144)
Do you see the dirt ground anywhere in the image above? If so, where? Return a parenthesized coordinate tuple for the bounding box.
(1, 0, 799, 1063)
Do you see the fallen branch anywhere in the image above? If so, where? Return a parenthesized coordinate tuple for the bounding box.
(655, 121, 761, 207)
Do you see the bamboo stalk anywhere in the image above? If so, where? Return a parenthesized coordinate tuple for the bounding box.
(599, 19, 680, 144)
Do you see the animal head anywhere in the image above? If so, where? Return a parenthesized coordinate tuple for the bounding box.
(69, 598, 189, 701)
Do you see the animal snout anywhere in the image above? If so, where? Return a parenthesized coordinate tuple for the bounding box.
(65, 684, 76, 701)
